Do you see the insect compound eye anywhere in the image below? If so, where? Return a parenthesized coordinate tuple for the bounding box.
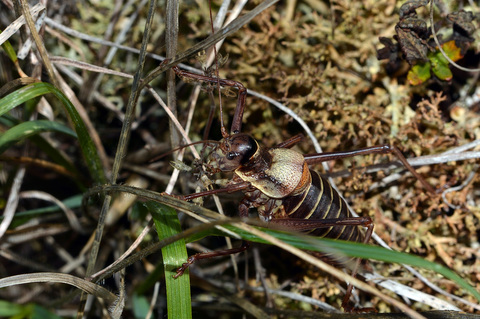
(226, 152, 237, 160)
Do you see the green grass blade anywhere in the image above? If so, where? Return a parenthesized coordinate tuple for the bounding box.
(221, 225, 480, 303)
(0, 36, 18, 64)
(0, 83, 48, 116)
(96, 186, 480, 304)
(146, 201, 192, 319)
(0, 82, 106, 184)
(0, 194, 82, 227)
(0, 119, 76, 154)
(1, 114, 81, 181)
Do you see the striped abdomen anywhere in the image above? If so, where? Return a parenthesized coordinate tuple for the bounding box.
(281, 170, 364, 243)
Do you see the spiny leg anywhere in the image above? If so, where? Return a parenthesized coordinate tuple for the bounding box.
(304, 145, 437, 195)
(172, 181, 250, 201)
(341, 220, 375, 313)
(174, 241, 250, 278)
(269, 216, 375, 312)
(173, 199, 252, 278)
(275, 134, 304, 148)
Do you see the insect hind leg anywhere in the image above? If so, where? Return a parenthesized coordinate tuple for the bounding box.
(342, 221, 375, 313)
(304, 144, 437, 195)
(173, 241, 250, 278)
(269, 216, 376, 312)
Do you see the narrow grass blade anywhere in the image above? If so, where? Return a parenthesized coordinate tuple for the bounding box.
(0, 119, 76, 154)
(0, 37, 18, 63)
(1, 194, 82, 227)
(0, 82, 106, 184)
(0, 114, 80, 178)
(146, 201, 192, 319)
(95, 186, 480, 304)
(221, 225, 480, 303)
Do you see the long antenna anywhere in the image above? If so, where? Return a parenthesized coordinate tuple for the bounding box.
(208, 0, 229, 138)
(149, 140, 219, 162)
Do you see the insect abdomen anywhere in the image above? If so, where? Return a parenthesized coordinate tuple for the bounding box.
(282, 170, 364, 243)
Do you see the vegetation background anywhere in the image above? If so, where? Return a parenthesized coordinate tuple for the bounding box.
(0, 0, 479, 318)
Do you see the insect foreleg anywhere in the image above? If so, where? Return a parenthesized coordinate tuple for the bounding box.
(170, 181, 251, 201)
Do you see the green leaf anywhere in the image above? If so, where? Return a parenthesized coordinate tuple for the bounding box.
(0, 82, 106, 184)
(146, 201, 192, 319)
(407, 41, 464, 85)
(0, 84, 44, 117)
(0, 300, 24, 316)
(2, 114, 82, 183)
(0, 120, 76, 154)
(0, 37, 18, 63)
(0, 114, 78, 175)
(407, 61, 431, 85)
(430, 51, 453, 81)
